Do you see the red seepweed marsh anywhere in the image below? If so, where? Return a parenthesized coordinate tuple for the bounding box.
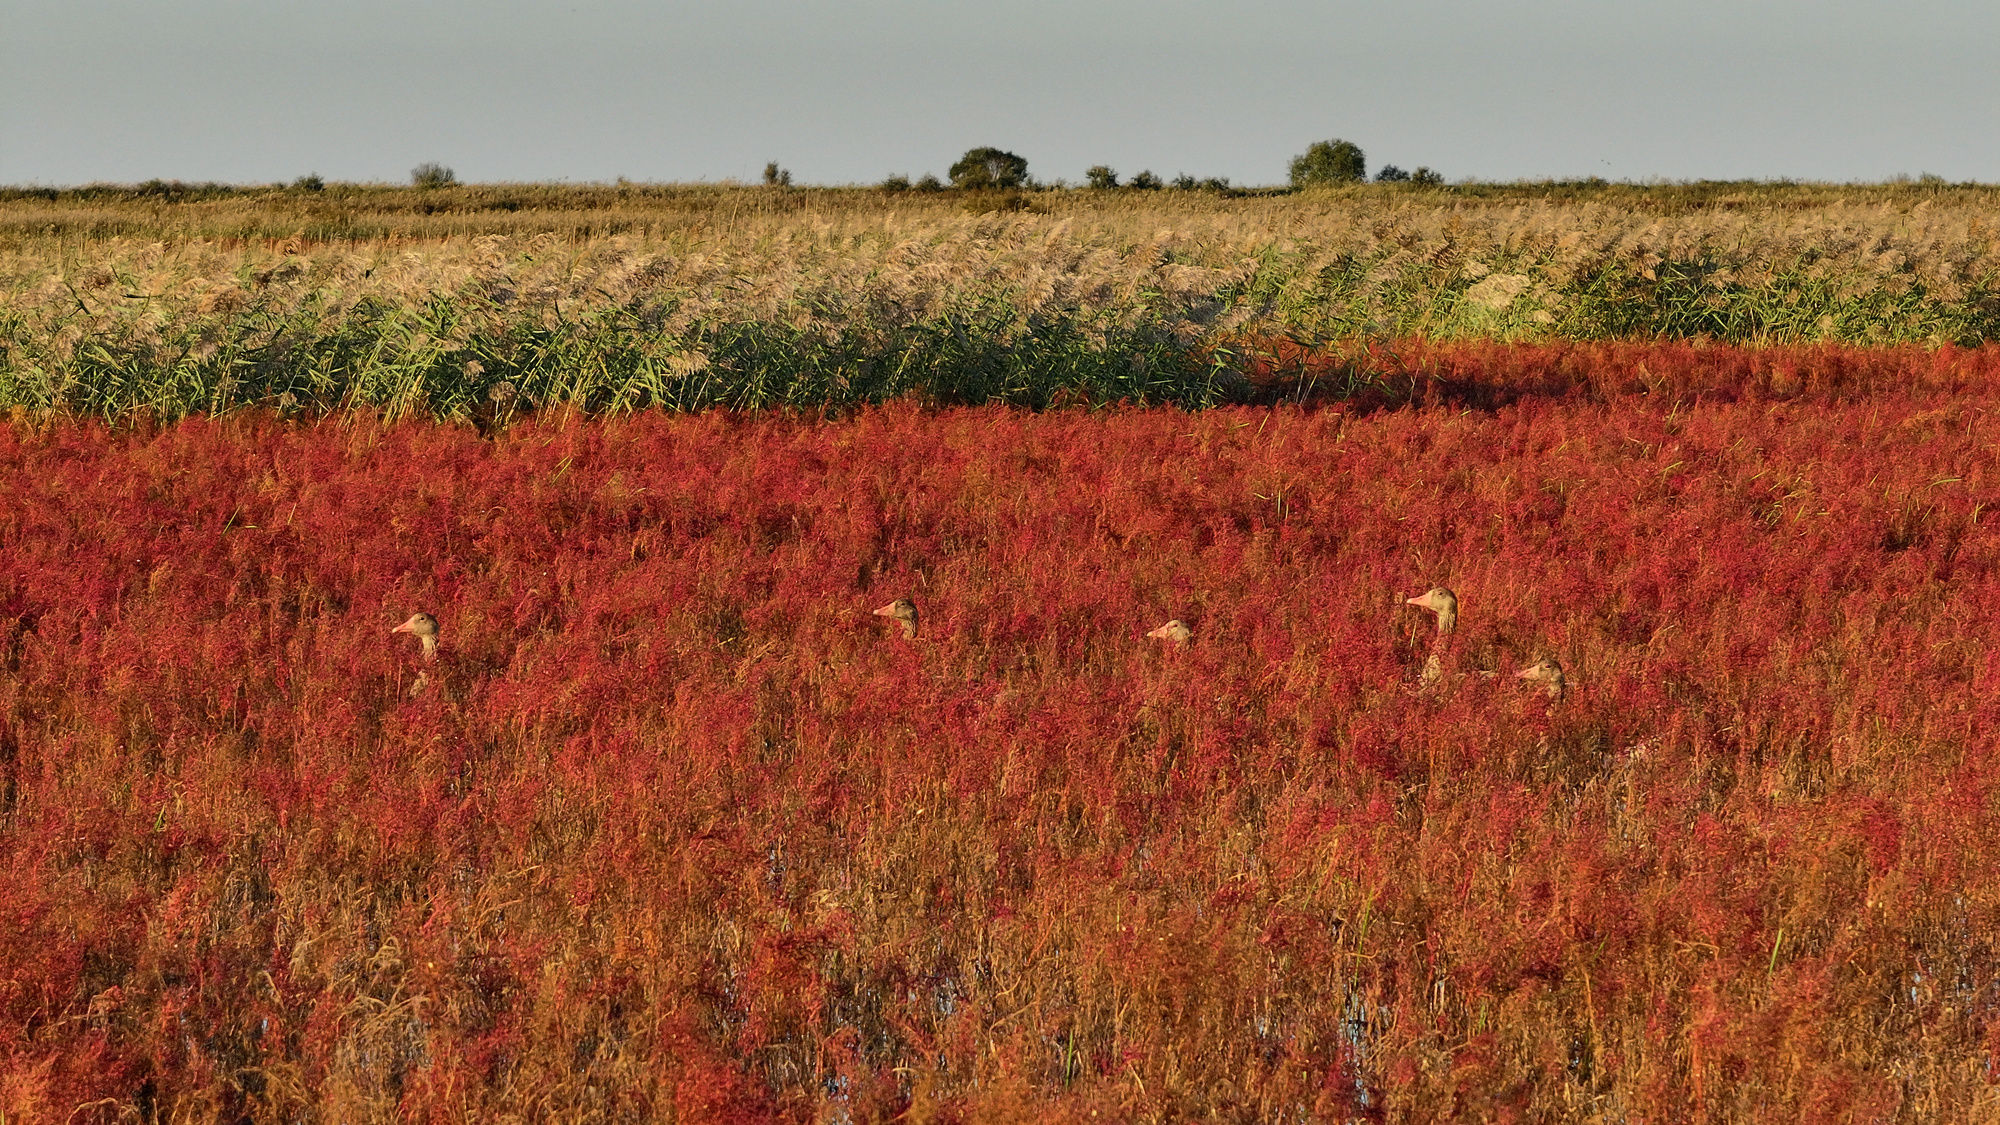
(3, 354, 2000, 1120)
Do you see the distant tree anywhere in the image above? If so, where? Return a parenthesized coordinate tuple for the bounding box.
(292, 173, 325, 192)
(949, 147, 1029, 190)
(1288, 139, 1366, 188)
(1128, 170, 1163, 191)
(880, 174, 912, 192)
(410, 163, 457, 189)
(1410, 166, 1445, 187)
(1374, 164, 1410, 183)
(763, 162, 793, 187)
(915, 174, 945, 192)
(1199, 176, 1231, 192)
(1085, 165, 1119, 190)
(1170, 173, 1197, 190)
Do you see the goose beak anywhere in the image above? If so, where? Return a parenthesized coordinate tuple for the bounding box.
(872, 603, 898, 617)
(393, 613, 436, 637)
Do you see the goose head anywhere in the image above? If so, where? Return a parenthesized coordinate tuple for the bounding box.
(1516, 655, 1566, 702)
(1147, 619, 1193, 644)
(393, 612, 440, 663)
(873, 598, 919, 639)
(1405, 586, 1458, 637)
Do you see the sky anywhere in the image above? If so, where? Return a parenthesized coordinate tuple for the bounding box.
(5, 1, 1996, 188)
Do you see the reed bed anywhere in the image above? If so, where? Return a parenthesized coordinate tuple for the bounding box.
(3, 183, 1998, 420)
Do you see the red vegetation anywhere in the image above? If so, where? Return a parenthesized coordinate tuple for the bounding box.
(5, 342, 2000, 1120)
(1237, 336, 2000, 409)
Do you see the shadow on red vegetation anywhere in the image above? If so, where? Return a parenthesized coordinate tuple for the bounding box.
(1227, 336, 2000, 413)
(5, 347, 2000, 1119)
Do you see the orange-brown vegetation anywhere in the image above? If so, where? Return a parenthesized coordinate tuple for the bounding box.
(5, 344, 2000, 1118)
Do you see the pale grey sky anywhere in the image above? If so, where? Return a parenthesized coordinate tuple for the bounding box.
(5, 1, 1994, 187)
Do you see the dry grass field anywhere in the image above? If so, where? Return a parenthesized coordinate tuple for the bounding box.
(3, 182, 1998, 419)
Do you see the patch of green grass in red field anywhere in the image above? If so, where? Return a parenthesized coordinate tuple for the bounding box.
(4, 343, 2000, 1120)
